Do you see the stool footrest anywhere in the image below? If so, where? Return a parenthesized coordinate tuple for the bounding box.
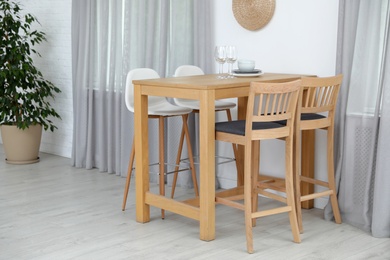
(301, 190, 333, 202)
(301, 176, 329, 188)
(256, 189, 287, 204)
(252, 206, 292, 219)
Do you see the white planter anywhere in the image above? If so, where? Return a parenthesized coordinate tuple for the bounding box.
(0, 124, 42, 164)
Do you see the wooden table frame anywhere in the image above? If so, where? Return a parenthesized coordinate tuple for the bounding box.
(133, 73, 314, 241)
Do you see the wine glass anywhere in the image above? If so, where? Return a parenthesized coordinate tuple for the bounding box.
(214, 46, 226, 79)
(226, 46, 237, 78)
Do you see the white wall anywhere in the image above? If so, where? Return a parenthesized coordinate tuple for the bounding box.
(213, 0, 339, 76)
(27, 0, 73, 158)
(213, 0, 339, 208)
(0, 0, 73, 158)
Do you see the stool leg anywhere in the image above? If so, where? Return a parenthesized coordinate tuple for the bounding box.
(182, 114, 198, 197)
(294, 127, 304, 233)
(251, 140, 260, 227)
(286, 135, 301, 243)
(122, 137, 135, 211)
(244, 141, 254, 254)
(327, 126, 342, 224)
(170, 123, 185, 198)
(226, 109, 241, 178)
(171, 115, 198, 198)
(159, 117, 165, 219)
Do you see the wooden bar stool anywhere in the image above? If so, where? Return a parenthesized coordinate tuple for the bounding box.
(121, 68, 198, 218)
(262, 75, 343, 233)
(215, 80, 302, 253)
(293, 75, 343, 232)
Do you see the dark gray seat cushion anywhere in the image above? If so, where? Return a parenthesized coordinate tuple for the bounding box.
(276, 113, 326, 126)
(301, 113, 326, 121)
(215, 120, 284, 136)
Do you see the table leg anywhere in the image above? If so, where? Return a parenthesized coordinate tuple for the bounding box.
(301, 129, 315, 209)
(199, 90, 215, 241)
(134, 85, 150, 222)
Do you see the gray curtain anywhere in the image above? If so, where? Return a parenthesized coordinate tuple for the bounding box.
(325, 0, 390, 238)
(71, 0, 214, 187)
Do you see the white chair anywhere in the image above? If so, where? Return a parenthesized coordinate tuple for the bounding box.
(122, 68, 198, 218)
(173, 65, 237, 111)
(171, 65, 239, 197)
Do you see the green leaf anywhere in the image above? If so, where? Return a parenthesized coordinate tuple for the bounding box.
(0, 0, 61, 131)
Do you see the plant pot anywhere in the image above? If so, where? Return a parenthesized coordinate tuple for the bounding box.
(0, 124, 42, 164)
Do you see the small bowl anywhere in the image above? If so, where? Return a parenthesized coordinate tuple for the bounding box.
(238, 59, 255, 72)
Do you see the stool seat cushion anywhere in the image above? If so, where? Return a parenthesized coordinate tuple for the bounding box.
(301, 113, 326, 120)
(216, 120, 284, 136)
(276, 113, 326, 126)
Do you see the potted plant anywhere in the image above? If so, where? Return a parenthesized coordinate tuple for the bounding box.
(0, 0, 61, 164)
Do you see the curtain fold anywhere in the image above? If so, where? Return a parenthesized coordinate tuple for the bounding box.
(71, 0, 213, 189)
(72, 0, 124, 173)
(372, 6, 390, 236)
(325, 0, 390, 238)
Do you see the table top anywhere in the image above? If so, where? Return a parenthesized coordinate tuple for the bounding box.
(132, 73, 312, 91)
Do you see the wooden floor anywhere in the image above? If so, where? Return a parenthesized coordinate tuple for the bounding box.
(1, 147, 389, 260)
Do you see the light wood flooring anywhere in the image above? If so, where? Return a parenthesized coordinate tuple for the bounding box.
(1, 146, 389, 260)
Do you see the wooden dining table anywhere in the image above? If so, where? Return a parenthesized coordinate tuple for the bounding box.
(133, 73, 315, 241)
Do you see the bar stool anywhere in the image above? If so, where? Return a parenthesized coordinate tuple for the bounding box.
(262, 75, 343, 233)
(121, 68, 198, 218)
(215, 80, 302, 253)
(171, 65, 239, 198)
(293, 75, 343, 232)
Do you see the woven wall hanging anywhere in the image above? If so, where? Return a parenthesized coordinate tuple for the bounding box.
(232, 0, 276, 31)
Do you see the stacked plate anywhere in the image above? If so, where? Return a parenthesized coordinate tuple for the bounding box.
(232, 69, 264, 77)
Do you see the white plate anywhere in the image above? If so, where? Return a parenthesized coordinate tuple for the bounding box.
(232, 69, 262, 74)
(232, 71, 264, 77)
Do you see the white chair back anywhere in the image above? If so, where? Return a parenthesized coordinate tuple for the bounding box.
(174, 65, 204, 77)
(125, 68, 162, 113)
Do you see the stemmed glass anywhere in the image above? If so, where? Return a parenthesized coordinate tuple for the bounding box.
(226, 46, 237, 78)
(214, 46, 226, 79)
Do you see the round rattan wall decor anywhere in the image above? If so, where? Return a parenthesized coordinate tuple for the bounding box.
(232, 0, 275, 31)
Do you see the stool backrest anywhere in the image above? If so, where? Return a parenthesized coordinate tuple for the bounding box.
(300, 75, 343, 115)
(246, 80, 302, 140)
(299, 75, 343, 130)
(174, 65, 204, 77)
(125, 68, 161, 113)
